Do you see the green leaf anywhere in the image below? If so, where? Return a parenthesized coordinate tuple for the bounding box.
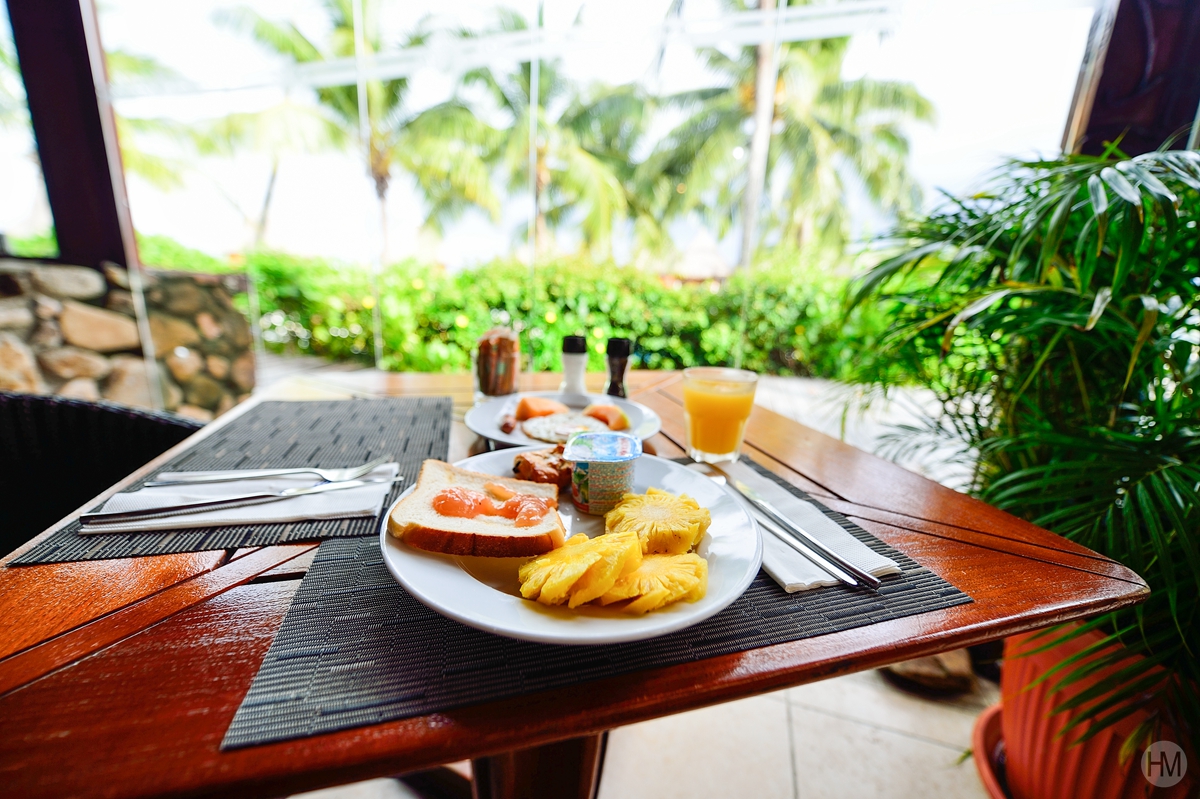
(1039, 193, 1075, 278)
(941, 290, 1011, 354)
(1086, 173, 1108, 255)
(1101, 166, 1142, 216)
(1120, 297, 1159, 398)
(1078, 287, 1112, 331)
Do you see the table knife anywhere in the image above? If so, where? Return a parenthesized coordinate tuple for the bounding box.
(751, 508, 860, 587)
(79, 478, 394, 529)
(711, 464, 883, 590)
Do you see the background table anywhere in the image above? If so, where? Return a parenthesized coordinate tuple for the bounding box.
(0, 372, 1147, 799)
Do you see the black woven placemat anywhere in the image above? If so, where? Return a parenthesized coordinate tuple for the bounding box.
(221, 462, 971, 749)
(13, 398, 450, 565)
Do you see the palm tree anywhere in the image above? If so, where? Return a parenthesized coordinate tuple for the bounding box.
(0, 38, 188, 189)
(104, 51, 194, 190)
(461, 10, 656, 258)
(193, 97, 347, 247)
(219, 0, 497, 262)
(640, 7, 933, 261)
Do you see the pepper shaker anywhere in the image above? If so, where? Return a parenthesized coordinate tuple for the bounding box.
(605, 337, 631, 398)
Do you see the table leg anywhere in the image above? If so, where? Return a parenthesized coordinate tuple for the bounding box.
(471, 732, 606, 799)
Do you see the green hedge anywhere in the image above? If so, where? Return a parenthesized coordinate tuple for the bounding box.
(252, 252, 896, 381)
(9, 230, 896, 380)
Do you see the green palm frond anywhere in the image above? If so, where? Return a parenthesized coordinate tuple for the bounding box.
(457, 10, 652, 257)
(647, 26, 932, 258)
(219, 2, 496, 233)
(854, 149, 1200, 756)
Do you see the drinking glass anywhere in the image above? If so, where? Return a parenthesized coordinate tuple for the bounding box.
(681, 367, 758, 463)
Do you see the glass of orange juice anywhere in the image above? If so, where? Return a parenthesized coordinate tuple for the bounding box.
(682, 367, 758, 463)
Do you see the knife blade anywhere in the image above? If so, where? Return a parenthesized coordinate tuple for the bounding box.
(711, 464, 882, 591)
(751, 507, 860, 587)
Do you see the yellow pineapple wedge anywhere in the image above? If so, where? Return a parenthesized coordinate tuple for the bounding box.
(518, 531, 642, 608)
(598, 553, 709, 614)
(605, 488, 711, 555)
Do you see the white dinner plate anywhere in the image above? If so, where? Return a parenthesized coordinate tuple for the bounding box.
(378, 447, 762, 645)
(464, 391, 662, 447)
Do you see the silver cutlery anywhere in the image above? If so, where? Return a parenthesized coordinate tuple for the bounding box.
(143, 456, 392, 487)
(690, 462, 881, 591)
(751, 507, 861, 587)
(79, 477, 398, 530)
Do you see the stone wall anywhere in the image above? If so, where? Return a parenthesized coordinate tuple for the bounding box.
(0, 260, 254, 422)
(142, 269, 254, 422)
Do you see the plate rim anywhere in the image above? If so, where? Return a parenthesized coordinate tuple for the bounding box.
(463, 390, 662, 447)
(377, 448, 762, 645)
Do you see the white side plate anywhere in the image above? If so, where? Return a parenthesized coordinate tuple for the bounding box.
(463, 391, 662, 447)
(378, 448, 762, 645)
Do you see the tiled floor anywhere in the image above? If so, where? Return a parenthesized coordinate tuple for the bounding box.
(597, 672, 996, 799)
(291, 673, 997, 799)
(267, 359, 997, 799)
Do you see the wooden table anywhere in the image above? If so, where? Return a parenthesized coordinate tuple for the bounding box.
(0, 371, 1147, 799)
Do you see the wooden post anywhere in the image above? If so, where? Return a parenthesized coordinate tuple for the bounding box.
(6, 0, 136, 270)
(1064, 0, 1200, 155)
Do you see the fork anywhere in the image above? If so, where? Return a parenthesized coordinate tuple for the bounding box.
(143, 456, 392, 487)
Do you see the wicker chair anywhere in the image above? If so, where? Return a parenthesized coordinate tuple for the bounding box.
(0, 392, 203, 557)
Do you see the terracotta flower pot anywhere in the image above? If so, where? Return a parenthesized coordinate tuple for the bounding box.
(999, 627, 1193, 799)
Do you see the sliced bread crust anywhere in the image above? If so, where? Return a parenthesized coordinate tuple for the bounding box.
(388, 460, 566, 557)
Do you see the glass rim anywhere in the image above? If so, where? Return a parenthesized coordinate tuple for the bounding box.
(682, 366, 758, 384)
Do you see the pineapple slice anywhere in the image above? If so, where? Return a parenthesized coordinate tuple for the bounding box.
(518, 531, 641, 608)
(605, 488, 711, 555)
(598, 553, 709, 614)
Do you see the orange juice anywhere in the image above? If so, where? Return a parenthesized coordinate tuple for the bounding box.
(682, 368, 758, 461)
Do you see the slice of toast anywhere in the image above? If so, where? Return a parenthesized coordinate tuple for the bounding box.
(388, 460, 566, 557)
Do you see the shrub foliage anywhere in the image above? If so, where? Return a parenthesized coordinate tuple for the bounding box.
(251, 253, 893, 380)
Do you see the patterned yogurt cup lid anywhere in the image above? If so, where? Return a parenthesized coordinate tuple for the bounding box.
(562, 431, 642, 463)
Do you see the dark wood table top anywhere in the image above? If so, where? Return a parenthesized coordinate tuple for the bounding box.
(0, 371, 1147, 799)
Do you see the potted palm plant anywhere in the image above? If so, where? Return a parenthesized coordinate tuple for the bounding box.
(854, 146, 1199, 796)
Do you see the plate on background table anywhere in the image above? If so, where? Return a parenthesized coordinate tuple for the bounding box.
(379, 447, 762, 645)
(464, 391, 661, 447)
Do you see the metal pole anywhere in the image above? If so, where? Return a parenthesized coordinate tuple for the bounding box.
(352, 0, 385, 369)
(733, 0, 782, 369)
(76, 0, 165, 408)
(526, 1, 541, 368)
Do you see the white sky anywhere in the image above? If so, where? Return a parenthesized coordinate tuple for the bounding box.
(0, 0, 1095, 269)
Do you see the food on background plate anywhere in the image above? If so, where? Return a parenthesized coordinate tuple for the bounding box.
(388, 460, 565, 557)
(521, 412, 608, 443)
(582, 403, 630, 431)
(518, 531, 641, 608)
(515, 396, 570, 421)
(513, 445, 573, 489)
(606, 488, 711, 555)
(598, 553, 708, 614)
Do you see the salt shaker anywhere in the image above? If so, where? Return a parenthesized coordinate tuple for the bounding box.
(560, 335, 588, 397)
(605, 337, 631, 398)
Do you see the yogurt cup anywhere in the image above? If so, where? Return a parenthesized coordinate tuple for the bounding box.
(563, 432, 642, 515)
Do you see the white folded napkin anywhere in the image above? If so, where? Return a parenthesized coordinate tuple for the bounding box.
(80, 463, 400, 534)
(714, 460, 902, 592)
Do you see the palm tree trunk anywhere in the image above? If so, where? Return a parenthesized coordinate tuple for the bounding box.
(739, 0, 777, 269)
(377, 190, 389, 267)
(254, 157, 279, 247)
